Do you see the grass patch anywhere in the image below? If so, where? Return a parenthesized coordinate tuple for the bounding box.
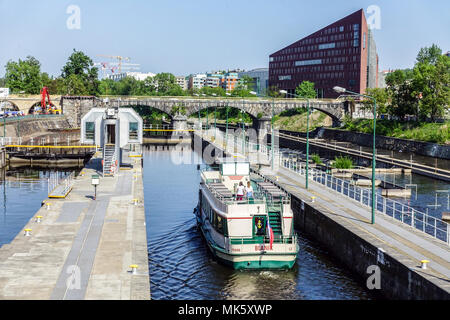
(341, 119, 450, 144)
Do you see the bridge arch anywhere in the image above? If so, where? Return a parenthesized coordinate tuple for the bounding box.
(1, 100, 20, 111)
(28, 101, 58, 114)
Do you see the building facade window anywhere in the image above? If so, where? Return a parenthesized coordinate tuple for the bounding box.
(294, 59, 322, 66)
(278, 75, 291, 80)
(318, 43, 336, 50)
(129, 122, 138, 140)
(85, 122, 95, 140)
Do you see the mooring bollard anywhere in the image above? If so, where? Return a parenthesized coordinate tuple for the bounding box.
(311, 196, 316, 203)
(35, 216, 43, 223)
(420, 260, 429, 270)
(46, 203, 51, 211)
(24, 228, 32, 236)
(130, 264, 138, 275)
(133, 198, 139, 206)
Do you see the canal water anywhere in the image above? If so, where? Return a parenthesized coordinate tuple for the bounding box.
(143, 145, 375, 300)
(0, 168, 73, 247)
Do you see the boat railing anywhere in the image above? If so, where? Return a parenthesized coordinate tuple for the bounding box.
(227, 233, 297, 248)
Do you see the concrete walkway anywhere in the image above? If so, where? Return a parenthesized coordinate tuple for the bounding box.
(260, 165, 450, 293)
(0, 152, 150, 300)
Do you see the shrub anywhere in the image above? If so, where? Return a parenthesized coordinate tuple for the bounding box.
(332, 156, 354, 169)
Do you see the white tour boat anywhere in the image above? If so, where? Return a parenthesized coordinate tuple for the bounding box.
(194, 157, 299, 269)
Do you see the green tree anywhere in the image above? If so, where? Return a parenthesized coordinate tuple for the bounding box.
(267, 85, 283, 98)
(152, 73, 182, 95)
(362, 88, 389, 116)
(385, 69, 417, 119)
(5, 56, 42, 94)
(412, 51, 450, 121)
(61, 49, 99, 95)
(416, 44, 442, 65)
(295, 81, 316, 98)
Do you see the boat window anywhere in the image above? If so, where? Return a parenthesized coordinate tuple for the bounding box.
(217, 215, 223, 234)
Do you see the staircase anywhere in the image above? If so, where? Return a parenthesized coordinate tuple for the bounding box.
(267, 211, 283, 236)
(103, 144, 116, 176)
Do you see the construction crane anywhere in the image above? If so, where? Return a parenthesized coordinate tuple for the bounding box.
(97, 55, 130, 74)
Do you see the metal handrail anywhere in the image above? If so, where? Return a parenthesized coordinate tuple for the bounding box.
(281, 157, 450, 245)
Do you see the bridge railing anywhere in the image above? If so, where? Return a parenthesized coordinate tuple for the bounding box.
(0, 114, 63, 124)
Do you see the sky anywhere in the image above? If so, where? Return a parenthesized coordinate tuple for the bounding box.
(0, 0, 449, 78)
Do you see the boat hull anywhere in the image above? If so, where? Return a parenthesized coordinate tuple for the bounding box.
(195, 207, 297, 270)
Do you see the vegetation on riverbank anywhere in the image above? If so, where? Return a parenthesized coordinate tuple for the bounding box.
(341, 119, 450, 145)
(332, 156, 354, 169)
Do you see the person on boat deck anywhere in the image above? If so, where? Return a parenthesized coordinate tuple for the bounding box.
(236, 182, 245, 201)
(246, 181, 254, 198)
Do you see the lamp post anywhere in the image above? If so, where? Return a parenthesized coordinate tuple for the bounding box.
(280, 90, 311, 189)
(212, 93, 217, 140)
(333, 86, 377, 225)
(225, 92, 231, 149)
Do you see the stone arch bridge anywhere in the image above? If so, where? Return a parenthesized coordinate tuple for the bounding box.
(60, 96, 348, 127)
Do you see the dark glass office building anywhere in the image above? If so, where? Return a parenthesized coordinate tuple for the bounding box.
(269, 9, 378, 98)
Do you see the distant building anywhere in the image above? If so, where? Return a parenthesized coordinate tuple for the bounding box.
(109, 72, 156, 82)
(238, 68, 269, 95)
(176, 76, 188, 90)
(188, 74, 207, 90)
(378, 69, 394, 88)
(205, 73, 223, 88)
(269, 9, 379, 98)
(220, 72, 239, 92)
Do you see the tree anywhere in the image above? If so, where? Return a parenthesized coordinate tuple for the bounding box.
(152, 73, 181, 95)
(267, 85, 283, 98)
(362, 88, 389, 116)
(416, 44, 442, 65)
(295, 81, 316, 98)
(61, 49, 99, 95)
(412, 50, 450, 121)
(385, 69, 417, 119)
(5, 56, 42, 94)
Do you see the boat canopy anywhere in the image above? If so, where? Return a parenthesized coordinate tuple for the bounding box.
(217, 157, 250, 176)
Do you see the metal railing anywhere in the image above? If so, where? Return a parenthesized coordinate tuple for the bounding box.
(0, 114, 63, 124)
(199, 131, 450, 245)
(281, 157, 450, 245)
(48, 171, 74, 196)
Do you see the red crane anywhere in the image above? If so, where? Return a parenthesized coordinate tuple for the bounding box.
(40, 86, 52, 114)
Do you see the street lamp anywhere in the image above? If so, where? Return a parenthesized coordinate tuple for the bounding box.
(280, 90, 311, 189)
(225, 92, 231, 149)
(211, 93, 217, 139)
(333, 86, 377, 225)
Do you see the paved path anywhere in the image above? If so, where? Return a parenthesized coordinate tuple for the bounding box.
(0, 152, 150, 300)
(259, 165, 450, 292)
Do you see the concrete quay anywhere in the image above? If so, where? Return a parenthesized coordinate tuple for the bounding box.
(0, 151, 150, 300)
